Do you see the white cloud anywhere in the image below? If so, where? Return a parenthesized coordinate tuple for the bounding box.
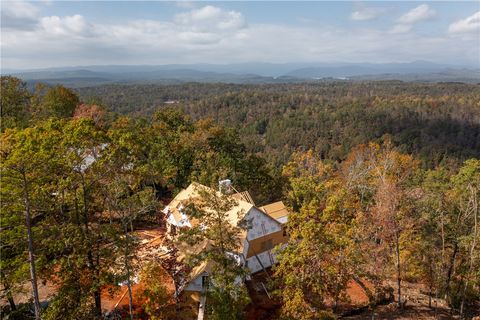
(351, 8, 382, 21)
(1, 4, 478, 69)
(448, 11, 480, 34)
(398, 4, 436, 24)
(175, 1, 196, 9)
(390, 24, 413, 34)
(40, 15, 88, 36)
(174, 5, 246, 32)
(1, 0, 40, 30)
(1, 0, 39, 19)
(390, 4, 436, 34)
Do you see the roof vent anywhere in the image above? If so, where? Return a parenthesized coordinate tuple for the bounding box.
(219, 179, 232, 194)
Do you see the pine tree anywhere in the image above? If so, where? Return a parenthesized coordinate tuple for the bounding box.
(101, 122, 159, 319)
(179, 185, 250, 320)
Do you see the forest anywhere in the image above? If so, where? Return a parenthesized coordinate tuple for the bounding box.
(76, 81, 480, 168)
(1, 76, 479, 319)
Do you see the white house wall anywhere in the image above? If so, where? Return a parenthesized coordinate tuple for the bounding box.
(185, 272, 206, 292)
(242, 207, 283, 274)
(246, 250, 278, 273)
(185, 272, 244, 292)
(244, 207, 282, 241)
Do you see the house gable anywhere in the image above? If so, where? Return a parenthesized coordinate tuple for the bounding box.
(241, 206, 288, 273)
(244, 207, 283, 241)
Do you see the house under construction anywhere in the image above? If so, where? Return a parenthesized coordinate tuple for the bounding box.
(162, 180, 289, 296)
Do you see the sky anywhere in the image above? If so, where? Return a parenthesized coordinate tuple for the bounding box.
(1, 0, 479, 70)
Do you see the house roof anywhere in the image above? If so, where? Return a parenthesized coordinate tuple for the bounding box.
(176, 239, 241, 283)
(232, 190, 255, 205)
(175, 239, 212, 283)
(189, 260, 214, 282)
(260, 201, 289, 222)
(164, 183, 202, 227)
(165, 182, 255, 229)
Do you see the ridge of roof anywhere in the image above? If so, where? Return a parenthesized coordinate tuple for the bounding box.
(232, 190, 255, 206)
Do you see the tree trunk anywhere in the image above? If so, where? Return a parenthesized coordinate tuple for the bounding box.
(353, 276, 374, 303)
(395, 230, 402, 310)
(2, 278, 17, 311)
(126, 276, 134, 320)
(444, 242, 458, 301)
(87, 250, 102, 317)
(440, 209, 445, 264)
(125, 227, 134, 320)
(459, 281, 467, 318)
(22, 171, 41, 319)
(428, 284, 432, 309)
(460, 185, 478, 318)
(81, 179, 102, 317)
(6, 291, 17, 311)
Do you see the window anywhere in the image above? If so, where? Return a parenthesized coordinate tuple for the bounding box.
(202, 275, 209, 289)
(261, 222, 267, 235)
(261, 239, 273, 251)
(283, 228, 287, 237)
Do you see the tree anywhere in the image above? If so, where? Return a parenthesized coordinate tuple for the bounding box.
(416, 160, 480, 314)
(73, 103, 109, 128)
(0, 76, 31, 131)
(123, 114, 181, 195)
(149, 109, 278, 203)
(53, 118, 113, 317)
(0, 193, 28, 312)
(450, 159, 480, 316)
(1, 121, 65, 319)
(371, 179, 413, 309)
(179, 185, 250, 320)
(101, 121, 160, 319)
(38, 85, 80, 119)
(107, 187, 156, 319)
(350, 142, 419, 309)
(137, 261, 175, 320)
(33, 118, 116, 319)
(274, 151, 358, 319)
(76, 81, 480, 169)
(416, 167, 452, 307)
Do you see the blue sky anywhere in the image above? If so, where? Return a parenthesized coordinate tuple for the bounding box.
(1, 1, 479, 69)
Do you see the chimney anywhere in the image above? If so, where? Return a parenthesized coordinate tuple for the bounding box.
(219, 179, 232, 194)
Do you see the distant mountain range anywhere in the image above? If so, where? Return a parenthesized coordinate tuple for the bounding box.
(3, 61, 479, 87)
